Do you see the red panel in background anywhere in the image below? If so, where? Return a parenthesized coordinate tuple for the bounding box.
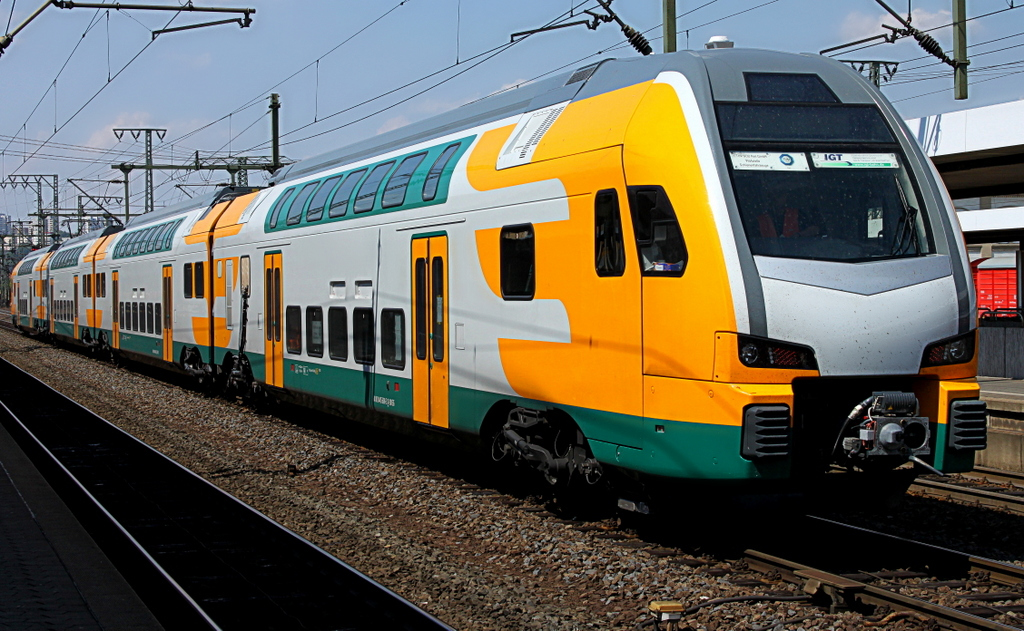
(975, 267, 1018, 311)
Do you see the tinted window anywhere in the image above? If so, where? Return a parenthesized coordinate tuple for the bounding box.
(353, 307, 374, 364)
(163, 220, 179, 249)
(306, 306, 324, 358)
(147, 303, 154, 334)
(328, 307, 348, 361)
(745, 73, 838, 103)
(155, 303, 162, 332)
(328, 169, 366, 218)
(183, 263, 193, 298)
(354, 162, 395, 213)
(500, 224, 535, 300)
(286, 181, 319, 226)
(268, 187, 296, 228)
(382, 153, 427, 208)
(627, 186, 687, 276)
(423, 143, 460, 201)
(286, 305, 302, 354)
(381, 309, 405, 369)
(132, 302, 139, 331)
(716, 103, 894, 144)
(119, 302, 125, 329)
(595, 189, 625, 277)
(194, 261, 205, 299)
(431, 258, 444, 362)
(306, 175, 342, 222)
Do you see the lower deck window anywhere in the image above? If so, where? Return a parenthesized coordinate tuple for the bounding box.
(381, 309, 405, 370)
(328, 307, 348, 361)
(286, 306, 302, 354)
(353, 307, 374, 365)
(306, 307, 324, 358)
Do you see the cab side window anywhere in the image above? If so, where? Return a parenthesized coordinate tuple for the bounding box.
(627, 186, 687, 277)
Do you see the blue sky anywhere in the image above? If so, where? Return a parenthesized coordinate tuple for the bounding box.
(0, 0, 1022, 224)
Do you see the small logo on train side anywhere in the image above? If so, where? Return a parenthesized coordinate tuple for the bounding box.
(822, 153, 844, 161)
(779, 154, 794, 166)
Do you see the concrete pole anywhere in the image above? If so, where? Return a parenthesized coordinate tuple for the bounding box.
(953, 0, 968, 100)
(663, 0, 676, 53)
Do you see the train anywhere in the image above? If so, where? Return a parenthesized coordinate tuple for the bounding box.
(11, 48, 988, 505)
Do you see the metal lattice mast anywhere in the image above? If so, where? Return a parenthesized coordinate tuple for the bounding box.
(114, 128, 166, 215)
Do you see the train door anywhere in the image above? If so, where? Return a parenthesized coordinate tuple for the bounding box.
(162, 265, 173, 362)
(411, 235, 449, 428)
(112, 271, 120, 349)
(263, 252, 284, 388)
(73, 275, 79, 340)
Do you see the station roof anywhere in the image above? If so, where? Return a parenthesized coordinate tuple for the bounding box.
(907, 99, 1024, 200)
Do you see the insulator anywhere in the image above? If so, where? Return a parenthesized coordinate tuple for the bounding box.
(913, 30, 950, 64)
(622, 25, 652, 56)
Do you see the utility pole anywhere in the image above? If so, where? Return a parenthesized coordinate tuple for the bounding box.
(111, 96, 288, 201)
(113, 128, 166, 215)
(270, 93, 281, 172)
(953, 0, 968, 100)
(2, 174, 58, 246)
(663, 0, 676, 53)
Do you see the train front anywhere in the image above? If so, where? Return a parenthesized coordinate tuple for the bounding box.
(686, 50, 986, 484)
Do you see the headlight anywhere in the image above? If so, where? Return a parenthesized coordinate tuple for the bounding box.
(921, 331, 976, 367)
(737, 335, 817, 370)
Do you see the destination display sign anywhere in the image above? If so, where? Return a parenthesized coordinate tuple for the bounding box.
(729, 151, 809, 171)
(811, 152, 898, 168)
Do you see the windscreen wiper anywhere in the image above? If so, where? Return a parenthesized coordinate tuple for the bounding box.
(890, 174, 920, 256)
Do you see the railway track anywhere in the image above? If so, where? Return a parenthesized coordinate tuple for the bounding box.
(636, 516, 1024, 630)
(911, 469, 1024, 515)
(0, 356, 453, 631)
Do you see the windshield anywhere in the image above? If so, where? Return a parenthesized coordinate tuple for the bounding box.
(718, 104, 934, 263)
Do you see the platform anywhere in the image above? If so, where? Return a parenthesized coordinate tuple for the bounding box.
(978, 377, 1024, 473)
(0, 419, 162, 630)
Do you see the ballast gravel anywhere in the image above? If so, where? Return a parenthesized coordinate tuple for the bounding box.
(3, 328, 1023, 631)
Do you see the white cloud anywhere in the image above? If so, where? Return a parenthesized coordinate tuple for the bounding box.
(376, 115, 411, 135)
(85, 112, 153, 150)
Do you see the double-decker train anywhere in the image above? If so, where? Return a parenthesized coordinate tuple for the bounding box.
(11, 48, 987, 502)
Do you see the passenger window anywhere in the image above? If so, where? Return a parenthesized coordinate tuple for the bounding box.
(184, 263, 193, 298)
(500, 224, 535, 300)
(381, 309, 405, 369)
(328, 307, 348, 361)
(119, 302, 125, 329)
(328, 169, 366, 218)
(147, 303, 154, 334)
(423, 143, 460, 201)
(154, 304, 162, 332)
(132, 302, 139, 331)
(306, 175, 341, 222)
(194, 261, 205, 299)
(432, 258, 444, 361)
(353, 162, 395, 213)
(99, 273, 107, 297)
(286, 305, 302, 354)
(163, 220, 180, 249)
(306, 306, 324, 358)
(353, 307, 374, 364)
(595, 189, 626, 277)
(239, 255, 251, 296)
(627, 186, 687, 277)
(268, 187, 297, 229)
(382, 153, 427, 208)
(286, 181, 319, 226)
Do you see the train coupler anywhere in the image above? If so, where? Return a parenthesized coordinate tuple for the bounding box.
(833, 392, 931, 472)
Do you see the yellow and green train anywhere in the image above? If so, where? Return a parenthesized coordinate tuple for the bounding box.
(12, 48, 987, 499)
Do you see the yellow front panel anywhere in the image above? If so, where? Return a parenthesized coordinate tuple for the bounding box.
(645, 375, 793, 427)
(624, 82, 736, 381)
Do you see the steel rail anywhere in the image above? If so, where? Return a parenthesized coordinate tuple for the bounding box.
(912, 476, 1024, 515)
(745, 549, 1021, 631)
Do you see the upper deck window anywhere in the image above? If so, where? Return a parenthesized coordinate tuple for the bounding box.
(328, 169, 366, 218)
(382, 153, 426, 208)
(268, 187, 296, 229)
(306, 175, 342, 222)
(286, 181, 319, 226)
(423, 143, 461, 201)
(354, 162, 395, 213)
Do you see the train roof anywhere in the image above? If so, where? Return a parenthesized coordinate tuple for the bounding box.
(123, 186, 263, 228)
(270, 48, 875, 186)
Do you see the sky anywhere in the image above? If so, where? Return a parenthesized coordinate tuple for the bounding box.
(0, 0, 1022, 226)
